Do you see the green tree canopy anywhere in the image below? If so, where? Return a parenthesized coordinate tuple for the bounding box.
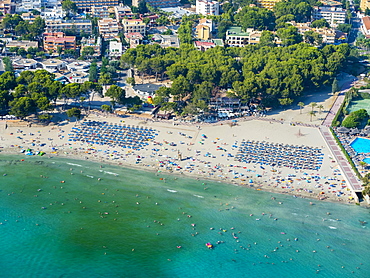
(235, 6, 276, 31)
(105, 85, 126, 105)
(311, 19, 330, 28)
(62, 0, 78, 15)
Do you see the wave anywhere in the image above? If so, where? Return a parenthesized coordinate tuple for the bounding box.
(86, 175, 94, 179)
(167, 189, 177, 193)
(193, 194, 204, 198)
(98, 170, 119, 176)
(328, 226, 337, 229)
(66, 163, 82, 167)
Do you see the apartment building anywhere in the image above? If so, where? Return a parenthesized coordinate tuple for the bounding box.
(125, 32, 143, 48)
(6, 40, 38, 51)
(256, 0, 281, 10)
(195, 24, 211, 40)
(152, 34, 180, 48)
(71, 0, 119, 12)
(361, 0, 370, 12)
(0, 0, 16, 14)
(132, 0, 180, 8)
(225, 27, 254, 47)
(81, 36, 102, 56)
(315, 28, 336, 44)
(122, 19, 146, 35)
(18, 0, 42, 12)
(43, 32, 76, 53)
(109, 41, 123, 57)
(199, 18, 214, 32)
(196, 0, 220, 15)
(41, 5, 65, 19)
(91, 6, 110, 18)
(140, 14, 159, 28)
(312, 6, 346, 26)
(21, 12, 37, 23)
(42, 0, 60, 9)
(114, 5, 133, 21)
(46, 19, 92, 34)
(290, 22, 337, 44)
(98, 18, 120, 40)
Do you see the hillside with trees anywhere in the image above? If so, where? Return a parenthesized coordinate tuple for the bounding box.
(121, 43, 356, 115)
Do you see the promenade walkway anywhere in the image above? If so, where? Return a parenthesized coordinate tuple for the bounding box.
(321, 93, 345, 127)
(319, 78, 363, 193)
(320, 126, 363, 192)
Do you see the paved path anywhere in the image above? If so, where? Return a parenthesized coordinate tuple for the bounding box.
(319, 78, 363, 192)
(322, 93, 344, 127)
(320, 126, 363, 192)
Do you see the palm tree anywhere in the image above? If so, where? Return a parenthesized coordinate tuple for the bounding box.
(362, 185, 370, 197)
(298, 102, 304, 114)
(317, 104, 324, 114)
(310, 102, 317, 112)
(309, 110, 316, 122)
(360, 161, 367, 169)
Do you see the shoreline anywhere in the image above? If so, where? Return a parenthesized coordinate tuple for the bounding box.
(0, 143, 356, 206)
(0, 107, 360, 206)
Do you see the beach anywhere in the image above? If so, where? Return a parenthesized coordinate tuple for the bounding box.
(0, 107, 358, 204)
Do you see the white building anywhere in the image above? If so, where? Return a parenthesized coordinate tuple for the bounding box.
(312, 6, 346, 27)
(12, 58, 38, 70)
(41, 5, 65, 19)
(18, 0, 42, 11)
(66, 61, 91, 72)
(196, 0, 220, 16)
(109, 41, 123, 57)
(40, 58, 66, 72)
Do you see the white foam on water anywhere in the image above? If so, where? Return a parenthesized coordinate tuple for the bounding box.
(66, 163, 82, 167)
(103, 171, 119, 176)
(167, 189, 177, 193)
(193, 194, 204, 198)
(329, 226, 337, 229)
(86, 175, 94, 179)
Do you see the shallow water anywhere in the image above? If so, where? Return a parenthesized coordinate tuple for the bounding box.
(0, 155, 369, 278)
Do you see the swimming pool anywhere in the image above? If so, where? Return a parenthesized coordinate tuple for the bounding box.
(350, 137, 370, 153)
(363, 157, 370, 164)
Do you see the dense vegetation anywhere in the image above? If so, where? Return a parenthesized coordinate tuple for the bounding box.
(0, 70, 141, 120)
(341, 109, 369, 128)
(121, 43, 356, 114)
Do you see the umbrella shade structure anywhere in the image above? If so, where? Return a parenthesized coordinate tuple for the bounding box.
(349, 128, 360, 135)
(337, 127, 350, 133)
(68, 120, 158, 151)
(235, 139, 324, 170)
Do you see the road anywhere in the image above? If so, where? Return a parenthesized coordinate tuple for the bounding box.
(347, 1, 361, 44)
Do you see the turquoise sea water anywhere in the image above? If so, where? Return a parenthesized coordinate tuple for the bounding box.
(0, 155, 369, 278)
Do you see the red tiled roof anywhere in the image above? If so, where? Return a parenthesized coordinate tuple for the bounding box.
(363, 16, 370, 31)
(195, 41, 215, 47)
(45, 36, 76, 43)
(125, 32, 143, 39)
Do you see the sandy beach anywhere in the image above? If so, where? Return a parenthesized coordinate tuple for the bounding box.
(0, 101, 357, 204)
